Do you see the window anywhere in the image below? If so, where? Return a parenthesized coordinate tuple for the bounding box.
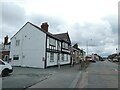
(15, 40, 20, 46)
(49, 38, 56, 46)
(66, 54, 68, 61)
(57, 41, 60, 50)
(13, 55, 19, 60)
(62, 42, 68, 49)
(65, 43, 68, 49)
(50, 53, 54, 62)
(62, 54, 64, 61)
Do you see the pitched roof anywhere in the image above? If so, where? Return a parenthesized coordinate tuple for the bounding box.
(11, 22, 71, 43)
(53, 32, 71, 43)
(28, 22, 62, 40)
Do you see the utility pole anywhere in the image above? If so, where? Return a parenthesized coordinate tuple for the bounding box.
(86, 40, 88, 56)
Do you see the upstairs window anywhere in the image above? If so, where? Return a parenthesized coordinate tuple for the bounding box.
(57, 41, 61, 50)
(15, 40, 20, 46)
(49, 38, 56, 46)
(62, 42, 68, 49)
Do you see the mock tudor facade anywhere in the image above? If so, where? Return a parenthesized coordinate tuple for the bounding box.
(10, 22, 71, 68)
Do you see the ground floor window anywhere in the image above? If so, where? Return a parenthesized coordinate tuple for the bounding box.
(66, 54, 68, 61)
(50, 53, 54, 62)
(13, 55, 19, 60)
(62, 54, 64, 61)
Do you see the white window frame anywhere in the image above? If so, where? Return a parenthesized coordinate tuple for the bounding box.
(66, 54, 68, 61)
(49, 38, 56, 46)
(50, 53, 54, 62)
(15, 40, 20, 46)
(62, 54, 64, 61)
(57, 41, 60, 50)
(62, 42, 68, 49)
(13, 55, 19, 60)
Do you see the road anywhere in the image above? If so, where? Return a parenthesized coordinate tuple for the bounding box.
(76, 60, 119, 88)
(2, 67, 52, 89)
(2, 65, 81, 89)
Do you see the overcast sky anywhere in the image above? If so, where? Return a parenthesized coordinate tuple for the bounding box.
(0, 0, 119, 56)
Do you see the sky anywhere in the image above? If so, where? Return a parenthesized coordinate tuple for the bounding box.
(0, 0, 119, 56)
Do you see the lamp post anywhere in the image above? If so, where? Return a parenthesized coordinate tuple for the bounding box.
(86, 39, 92, 56)
(86, 40, 88, 56)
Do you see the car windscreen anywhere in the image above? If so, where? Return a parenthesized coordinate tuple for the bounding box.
(0, 60, 5, 65)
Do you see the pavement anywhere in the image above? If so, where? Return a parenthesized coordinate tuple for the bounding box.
(2, 64, 82, 89)
(27, 65, 81, 89)
(76, 60, 118, 88)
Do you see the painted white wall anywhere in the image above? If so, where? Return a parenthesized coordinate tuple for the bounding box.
(46, 52, 58, 66)
(57, 41, 61, 51)
(46, 36, 70, 67)
(10, 23, 46, 68)
(47, 37, 49, 48)
(60, 54, 70, 65)
(46, 52, 70, 67)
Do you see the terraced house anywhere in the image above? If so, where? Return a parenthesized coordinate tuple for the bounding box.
(10, 22, 71, 68)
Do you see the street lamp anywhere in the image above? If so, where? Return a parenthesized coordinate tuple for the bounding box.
(86, 40, 88, 56)
(86, 39, 92, 56)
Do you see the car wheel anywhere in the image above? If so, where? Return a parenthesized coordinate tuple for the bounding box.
(2, 69, 9, 77)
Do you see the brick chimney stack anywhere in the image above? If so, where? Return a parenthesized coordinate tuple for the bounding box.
(41, 22, 49, 32)
(4, 35, 9, 45)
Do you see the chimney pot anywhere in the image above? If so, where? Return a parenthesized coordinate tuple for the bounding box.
(4, 35, 9, 45)
(41, 22, 49, 32)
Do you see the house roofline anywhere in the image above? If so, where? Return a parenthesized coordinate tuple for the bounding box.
(10, 22, 71, 44)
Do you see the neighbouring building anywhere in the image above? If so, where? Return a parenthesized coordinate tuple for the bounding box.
(70, 43, 86, 64)
(0, 36, 11, 62)
(70, 45, 80, 64)
(79, 49, 86, 61)
(93, 54, 102, 61)
(108, 53, 120, 62)
(10, 22, 71, 68)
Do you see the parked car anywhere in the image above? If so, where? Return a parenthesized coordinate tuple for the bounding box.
(86, 56, 96, 63)
(112, 58, 119, 62)
(100, 59, 105, 61)
(0, 59, 13, 77)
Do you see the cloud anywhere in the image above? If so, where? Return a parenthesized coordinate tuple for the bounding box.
(103, 15, 118, 34)
(27, 14, 68, 33)
(0, 1, 118, 56)
(1, 2, 27, 42)
(1, 2, 26, 27)
(68, 18, 118, 56)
